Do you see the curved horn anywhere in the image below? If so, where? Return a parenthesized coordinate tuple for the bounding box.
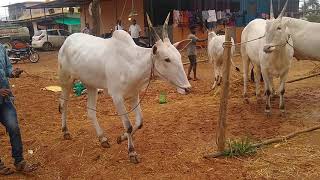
(162, 12, 170, 40)
(270, 0, 274, 19)
(278, 0, 288, 19)
(146, 13, 161, 42)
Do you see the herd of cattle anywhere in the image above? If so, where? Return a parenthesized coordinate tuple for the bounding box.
(56, 0, 319, 163)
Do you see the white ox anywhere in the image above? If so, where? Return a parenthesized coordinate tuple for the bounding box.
(282, 17, 320, 61)
(249, 4, 320, 81)
(241, 0, 294, 116)
(58, 14, 191, 163)
(249, 15, 320, 81)
(207, 31, 237, 89)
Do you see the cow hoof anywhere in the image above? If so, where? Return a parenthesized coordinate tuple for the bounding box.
(129, 153, 140, 164)
(117, 136, 122, 144)
(265, 111, 271, 118)
(63, 133, 72, 140)
(58, 104, 62, 114)
(256, 97, 263, 104)
(280, 110, 286, 118)
(101, 140, 111, 148)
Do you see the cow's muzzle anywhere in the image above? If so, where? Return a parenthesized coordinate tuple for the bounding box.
(177, 86, 192, 95)
(263, 45, 276, 53)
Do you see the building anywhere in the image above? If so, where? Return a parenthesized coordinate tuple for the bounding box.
(2, 1, 81, 37)
(4, 1, 43, 20)
(25, 0, 300, 43)
(79, 0, 299, 43)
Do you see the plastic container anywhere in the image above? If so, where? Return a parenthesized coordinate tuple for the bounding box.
(159, 91, 167, 104)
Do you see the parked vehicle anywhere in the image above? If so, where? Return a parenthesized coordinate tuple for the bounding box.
(7, 40, 39, 64)
(0, 25, 30, 48)
(32, 29, 70, 51)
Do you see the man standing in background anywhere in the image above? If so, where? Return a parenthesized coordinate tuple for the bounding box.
(114, 20, 124, 31)
(129, 19, 141, 46)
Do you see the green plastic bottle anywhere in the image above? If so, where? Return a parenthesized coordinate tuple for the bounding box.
(73, 81, 86, 96)
(159, 91, 167, 104)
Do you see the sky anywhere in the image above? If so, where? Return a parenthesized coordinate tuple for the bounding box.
(0, 0, 45, 18)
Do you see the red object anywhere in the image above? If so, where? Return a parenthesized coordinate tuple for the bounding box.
(11, 40, 29, 49)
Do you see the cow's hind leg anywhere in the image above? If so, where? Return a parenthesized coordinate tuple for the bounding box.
(87, 87, 110, 148)
(254, 65, 262, 99)
(59, 72, 73, 140)
(117, 95, 143, 144)
(112, 96, 139, 164)
(242, 54, 250, 102)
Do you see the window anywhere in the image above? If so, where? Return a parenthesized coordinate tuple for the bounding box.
(47, 30, 59, 36)
(34, 30, 43, 36)
(59, 30, 70, 36)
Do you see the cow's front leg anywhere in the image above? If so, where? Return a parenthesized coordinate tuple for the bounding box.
(279, 72, 288, 117)
(87, 87, 110, 148)
(112, 95, 139, 164)
(117, 95, 143, 144)
(262, 70, 272, 117)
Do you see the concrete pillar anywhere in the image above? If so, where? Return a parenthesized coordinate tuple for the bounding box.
(32, 21, 38, 32)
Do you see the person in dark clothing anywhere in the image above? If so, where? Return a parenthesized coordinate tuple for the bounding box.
(0, 44, 38, 175)
(186, 26, 207, 81)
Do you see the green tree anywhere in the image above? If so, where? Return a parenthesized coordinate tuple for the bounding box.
(301, 0, 320, 22)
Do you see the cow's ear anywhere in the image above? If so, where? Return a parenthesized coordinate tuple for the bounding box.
(152, 45, 158, 55)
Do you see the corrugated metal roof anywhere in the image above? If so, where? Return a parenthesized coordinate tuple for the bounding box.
(26, 0, 91, 9)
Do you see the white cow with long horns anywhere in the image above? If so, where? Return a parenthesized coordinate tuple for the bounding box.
(58, 13, 191, 164)
(241, 0, 294, 116)
(282, 17, 320, 61)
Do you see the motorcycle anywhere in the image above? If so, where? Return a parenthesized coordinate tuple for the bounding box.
(7, 41, 40, 64)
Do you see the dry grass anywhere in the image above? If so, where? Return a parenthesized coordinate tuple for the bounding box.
(244, 131, 320, 179)
(308, 62, 320, 74)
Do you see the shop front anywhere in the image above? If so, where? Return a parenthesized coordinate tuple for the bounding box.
(80, 0, 145, 37)
(145, 0, 244, 44)
(145, 0, 299, 44)
(79, 0, 299, 44)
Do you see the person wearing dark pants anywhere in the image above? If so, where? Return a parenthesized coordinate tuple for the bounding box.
(133, 38, 140, 46)
(0, 44, 37, 175)
(129, 19, 142, 46)
(187, 26, 207, 81)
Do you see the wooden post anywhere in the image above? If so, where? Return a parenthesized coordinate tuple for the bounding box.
(91, 0, 101, 36)
(216, 27, 232, 152)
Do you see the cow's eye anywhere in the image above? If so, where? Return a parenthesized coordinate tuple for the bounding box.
(164, 58, 171, 63)
(277, 27, 282, 30)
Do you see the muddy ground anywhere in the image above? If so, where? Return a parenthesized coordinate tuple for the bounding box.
(0, 50, 319, 179)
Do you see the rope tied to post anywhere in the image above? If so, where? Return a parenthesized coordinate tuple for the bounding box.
(232, 35, 265, 46)
(223, 41, 233, 48)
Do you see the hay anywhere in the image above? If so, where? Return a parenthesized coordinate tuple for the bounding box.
(244, 131, 320, 179)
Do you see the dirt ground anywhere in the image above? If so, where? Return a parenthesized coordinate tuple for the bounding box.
(0, 50, 319, 179)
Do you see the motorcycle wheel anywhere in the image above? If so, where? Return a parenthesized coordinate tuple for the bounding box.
(29, 51, 40, 63)
(9, 53, 19, 64)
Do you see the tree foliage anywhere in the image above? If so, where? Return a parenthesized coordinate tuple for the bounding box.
(301, 0, 320, 22)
